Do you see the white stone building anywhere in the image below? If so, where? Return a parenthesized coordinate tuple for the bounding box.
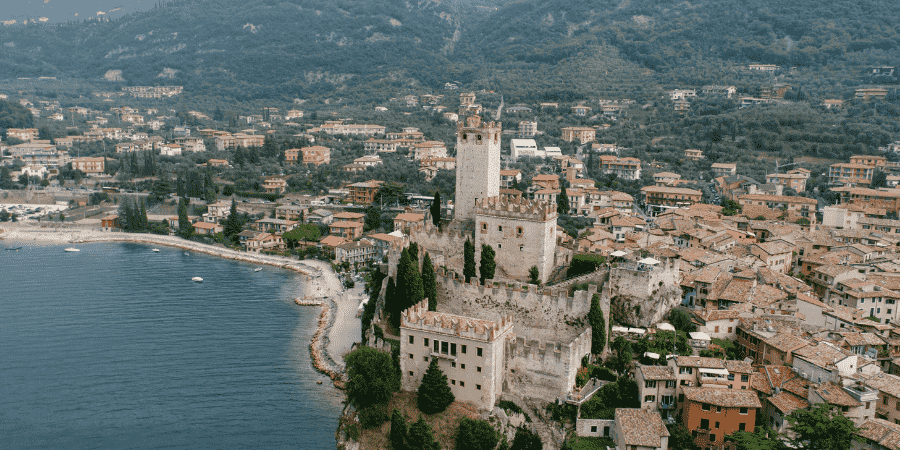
(400, 299, 513, 411)
(474, 196, 557, 284)
(454, 115, 501, 221)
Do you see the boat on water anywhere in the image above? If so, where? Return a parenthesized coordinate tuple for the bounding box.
(6, 246, 22, 251)
(183, 252, 190, 256)
(254, 267, 262, 272)
(191, 277, 203, 282)
(152, 248, 160, 252)
(64, 248, 80, 252)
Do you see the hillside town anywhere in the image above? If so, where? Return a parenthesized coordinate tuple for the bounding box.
(6, 83, 900, 450)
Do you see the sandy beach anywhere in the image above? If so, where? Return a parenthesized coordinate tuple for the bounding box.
(0, 223, 359, 385)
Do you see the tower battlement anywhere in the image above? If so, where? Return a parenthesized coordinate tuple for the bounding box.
(475, 196, 557, 222)
(455, 114, 501, 221)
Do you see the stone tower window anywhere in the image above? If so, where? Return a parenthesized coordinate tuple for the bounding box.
(481, 222, 487, 233)
(476, 134, 482, 142)
(498, 225, 503, 232)
(462, 133, 468, 140)
(516, 227, 523, 237)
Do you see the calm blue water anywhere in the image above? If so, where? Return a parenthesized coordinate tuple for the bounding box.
(0, 242, 343, 449)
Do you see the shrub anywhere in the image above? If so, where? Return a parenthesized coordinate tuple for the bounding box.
(456, 418, 499, 450)
(358, 404, 389, 429)
(416, 359, 455, 414)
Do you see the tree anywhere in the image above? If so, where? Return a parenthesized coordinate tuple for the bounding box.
(390, 409, 408, 450)
(463, 239, 476, 283)
(557, 188, 570, 215)
(528, 266, 540, 285)
(407, 416, 440, 450)
(395, 248, 424, 328)
(872, 169, 888, 188)
(730, 426, 782, 450)
(567, 254, 605, 277)
(365, 204, 381, 232)
(430, 191, 442, 227)
(344, 346, 400, 410)
(786, 403, 857, 450)
(721, 199, 741, 216)
(385, 277, 397, 329)
(667, 424, 700, 450)
(422, 253, 437, 311)
(224, 198, 242, 241)
(479, 244, 496, 284)
(409, 242, 419, 270)
(609, 336, 634, 373)
(0, 208, 8, 222)
(416, 359, 455, 414)
(588, 294, 606, 354)
(456, 418, 498, 450)
(149, 175, 171, 205)
(283, 224, 322, 248)
(510, 427, 542, 450)
(668, 309, 697, 333)
(178, 198, 193, 238)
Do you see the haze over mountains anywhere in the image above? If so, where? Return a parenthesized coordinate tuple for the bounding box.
(0, 0, 898, 102)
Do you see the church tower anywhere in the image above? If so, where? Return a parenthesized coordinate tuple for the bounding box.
(454, 115, 501, 221)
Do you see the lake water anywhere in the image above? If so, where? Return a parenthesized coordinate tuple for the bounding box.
(0, 241, 343, 449)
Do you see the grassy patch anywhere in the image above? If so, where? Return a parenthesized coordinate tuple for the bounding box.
(568, 435, 616, 450)
(356, 391, 479, 450)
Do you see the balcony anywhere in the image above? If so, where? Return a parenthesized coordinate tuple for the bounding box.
(430, 352, 457, 361)
(659, 402, 675, 410)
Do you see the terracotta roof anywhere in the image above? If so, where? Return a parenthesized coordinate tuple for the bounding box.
(764, 332, 811, 353)
(767, 391, 809, 414)
(857, 418, 900, 448)
(330, 221, 363, 228)
(638, 364, 676, 380)
(682, 387, 762, 408)
(793, 342, 852, 369)
(614, 408, 669, 448)
(838, 332, 886, 347)
(333, 211, 365, 220)
(863, 373, 900, 399)
(394, 213, 424, 222)
(812, 382, 861, 407)
(675, 356, 726, 369)
(724, 360, 753, 374)
(319, 235, 348, 247)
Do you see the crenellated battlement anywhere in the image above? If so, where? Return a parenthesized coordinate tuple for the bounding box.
(401, 298, 513, 342)
(475, 196, 557, 222)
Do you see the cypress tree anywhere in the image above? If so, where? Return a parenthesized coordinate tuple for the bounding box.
(430, 192, 441, 228)
(393, 249, 412, 328)
(557, 188, 570, 215)
(416, 359, 455, 414)
(463, 239, 476, 283)
(390, 409, 408, 450)
(409, 242, 419, 271)
(178, 198, 194, 238)
(224, 198, 242, 239)
(421, 253, 437, 312)
(386, 277, 397, 330)
(588, 294, 606, 354)
(479, 244, 496, 284)
(398, 248, 424, 315)
(139, 200, 148, 230)
(407, 416, 440, 450)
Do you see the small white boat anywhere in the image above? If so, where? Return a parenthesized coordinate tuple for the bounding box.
(152, 248, 160, 252)
(64, 247, 80, 252)
(254, 267, 262, 272)
(183, 252, 189, 256)
(192, 277, 203, 282)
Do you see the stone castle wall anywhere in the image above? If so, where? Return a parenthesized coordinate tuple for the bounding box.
(601, 258, 682, 327)
(506, 327, 592, 400)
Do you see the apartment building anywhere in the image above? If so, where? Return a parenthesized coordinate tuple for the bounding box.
(711, 163, 737, 177)
(636, 365, 677, 415)
(71, 156, 105, 174)
(348, 180, 383, 205)
(598, 155, 641, 180)
(561, 126, 596, 144)
(682, 387, 761, 447)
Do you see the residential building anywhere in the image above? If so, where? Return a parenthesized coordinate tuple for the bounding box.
(636, 365, 677, 415)
(684, 149, 704, 161)
(766, 173, 808, 192)
(749, 64, 778, 72)
(251, 218, 298, 233)
(711, 163, 737, 177)
(861, 373, 900, 426)
(245, 232, 284, 252)
(400, 299, 513, 411)
(263, 177, 287, 194)
(300, 146, 331, 166)
(561, 127, 596, 144)
(830, 163, 876, 186)
(274, 204, 306, 221)
(499, 170, 522, 189)
(571, 105, 591, 116)
(306, 209, 334, 225)
(737, 194, 817, 220)
(653, 172, 682, 186)
(701, 85, 737, 98)
(750, 241, 795, 274)
(6, 128, 38, 142)
(71, 157, 105, 174)
(348, 180, 384, 205)
(851, 155, 887, 169)
(856, 88, 889, 102)
(681, 387, 761, 447)
(670, 89, 697, 100)
(394, 213, 425, 233)
(310, 121, 386, 136)
(641, 186, 703, 215)
(192, 221, 223, 236)
(412, 141, 448, 160)
(792, 342, 857, 384)
(854, 418, 900, 449)
(612, 408, 670, 450)
(598, 155, 641, 180)
(364, 138, 398, 153)
(517, 121, 537, 138)
(334, 239, 378, 264)
(330, 221, 364, 240)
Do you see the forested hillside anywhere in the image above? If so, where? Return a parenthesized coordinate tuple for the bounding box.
(0, 0, 899, 101)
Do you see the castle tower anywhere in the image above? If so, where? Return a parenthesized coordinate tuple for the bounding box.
(474, 196, 557, 284)
(454, 115, 501, 221)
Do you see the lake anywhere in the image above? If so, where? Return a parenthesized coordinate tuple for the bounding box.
(0, 241, 343, 449)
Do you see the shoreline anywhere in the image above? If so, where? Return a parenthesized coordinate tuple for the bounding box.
(1, 224, 354, 388)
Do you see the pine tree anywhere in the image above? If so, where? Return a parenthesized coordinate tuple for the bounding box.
(407, 416, 440, 450)
(395, 248, 424, 323)
(178, 198, 194, 238)
(528, 266, 540, 285)
(463, 238, 476, 283)
(409, 242, 419, 271)
(456, 418, 499, 450)
(416, 359, 455, 414)
(429, 192, 441, 228)
(479, 244, 496, 284)
(390, 409, 408, 450)
(421, 253, 437, 312)
(588, 294, 606, 354)
(510, 427, 542, 450)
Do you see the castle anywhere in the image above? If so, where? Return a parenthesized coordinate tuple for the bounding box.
(454, 114, 502, 221)
(474, 196, 557, 284)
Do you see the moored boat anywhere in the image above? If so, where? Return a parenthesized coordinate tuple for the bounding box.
(152, 248, 160, 252)
(64, 247, 80, 252)
(191, 277, 203, 282)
